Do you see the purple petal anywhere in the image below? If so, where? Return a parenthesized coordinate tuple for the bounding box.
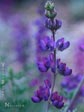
(52, 100, 58, 106)
(31, 96, 41, 103)
(64, 67, 72, 76)
(51, 92, 58, 101)
(48, 53, 54, 62)
(80, 44, 84, 51)
(56, 38, 64, 48)
(37, 62, 48, 72)
(40, 40, 48, 51)
(44, 57, 51, 68)
(51, 64, 56, 73)
(43, 88, 50, 101)
(55, 19, 62, 30)
(58, 63, 66, 74)
(57, 102, 64, 109)
(56, 59, 60, 67)
(56, 38, 70, 51)
(60, 41, 70, 51)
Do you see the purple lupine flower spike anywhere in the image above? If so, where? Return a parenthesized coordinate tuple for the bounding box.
(32, 1, 72, 111)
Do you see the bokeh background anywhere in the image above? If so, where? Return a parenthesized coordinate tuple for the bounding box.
(0, 0, 84, 112)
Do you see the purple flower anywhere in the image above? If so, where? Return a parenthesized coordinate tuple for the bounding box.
(45, 19, 53, 30)
(32, 79, 64, 108)
(45, 19, 62, 31)
(64, 67, 72, 76)
(61, 74, 82, 91)
(40, 36, 50, 51)
(31, 79, 51, 102)
(40, 36, 55, 51)
(51, 92, 64, 109)
(56, 38, 70, 51)
(57, 59, 72, 76)
(37, 57, 51, 72)
(31, 96, 41, 103)
(37, 54, 57, 73)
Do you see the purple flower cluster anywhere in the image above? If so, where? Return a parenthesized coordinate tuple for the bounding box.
(32, 79, 64, 109)
(32, 1, 72, 111)
(45, 19, 62, 31)
(37, 54, 72, 76)
(57, 59, 72, 76)
(40, 36, 55, 51)
(51, 92, 64, 109)
(31, 79, 51, 102)
(61, 75, 82, 90)
(40, 37, 70, 52)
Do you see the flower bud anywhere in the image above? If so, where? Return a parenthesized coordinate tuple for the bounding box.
(45, 10, 57, 19)
(45, 1, 54, 11)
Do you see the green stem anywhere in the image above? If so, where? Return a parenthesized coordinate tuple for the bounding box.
(66, 76, 84, 112)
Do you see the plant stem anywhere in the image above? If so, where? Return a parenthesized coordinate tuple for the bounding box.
(51, 30, 56, 92)
(47, 21, 57, 112)
(66, 76, 84, 112)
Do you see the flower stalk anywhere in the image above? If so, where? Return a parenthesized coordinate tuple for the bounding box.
(47, 19, 56, 112)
